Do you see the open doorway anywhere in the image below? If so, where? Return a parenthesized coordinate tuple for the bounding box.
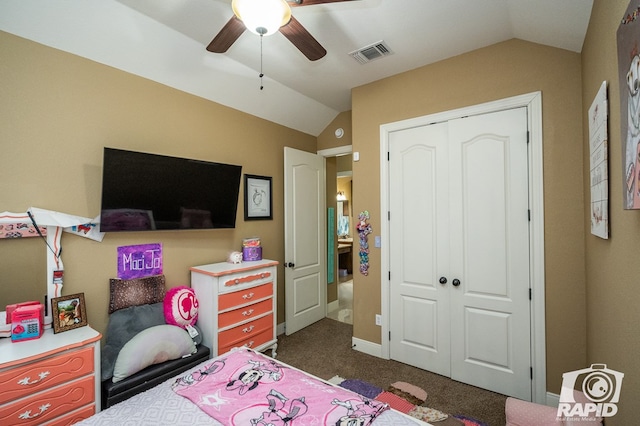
(327, 154, 353, 324)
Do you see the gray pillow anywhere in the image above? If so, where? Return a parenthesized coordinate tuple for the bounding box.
(101, 303, 165, 381)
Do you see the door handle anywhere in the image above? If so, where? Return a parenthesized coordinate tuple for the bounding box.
(285, 262, 295, 268)
(439, 277, 447, 284)
(452, 278, 461, 287)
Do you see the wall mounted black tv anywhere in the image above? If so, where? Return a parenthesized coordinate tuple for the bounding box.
(100, 148, 242, 232)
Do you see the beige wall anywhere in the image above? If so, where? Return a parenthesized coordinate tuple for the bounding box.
(581, 0, 640, 422)
(351, 39, 586, 393)
(317, 111, 352, 151)
(318, 111, 353, 304)
(0, 31, 316, 338)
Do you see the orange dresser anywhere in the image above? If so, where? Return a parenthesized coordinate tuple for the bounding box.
(0, 326, 101, 425)
(191, 260, 278, 357)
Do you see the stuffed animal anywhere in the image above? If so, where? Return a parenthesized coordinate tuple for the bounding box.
(228, 251, 243, 264)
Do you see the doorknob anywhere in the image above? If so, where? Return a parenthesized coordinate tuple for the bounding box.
(439, 277, 447, 284)
(452, 278, 461, 287)
(285, 262, 295, 268)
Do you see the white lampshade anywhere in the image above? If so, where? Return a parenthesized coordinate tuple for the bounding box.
(232, 0, 292, 36)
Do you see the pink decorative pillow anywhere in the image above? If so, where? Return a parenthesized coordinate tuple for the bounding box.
(163, 286, 199, 328)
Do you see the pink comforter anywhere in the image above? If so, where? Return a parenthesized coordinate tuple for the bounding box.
(172, 348, 389, 425)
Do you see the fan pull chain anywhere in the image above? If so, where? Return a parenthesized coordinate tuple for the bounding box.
(259, 34, 264, 90)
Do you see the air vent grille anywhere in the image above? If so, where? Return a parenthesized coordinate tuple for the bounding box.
(349, 40, 393, 64)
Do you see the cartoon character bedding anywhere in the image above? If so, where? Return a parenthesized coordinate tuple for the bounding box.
(173, 348, 387, 425)
(79, 348, 428, 426)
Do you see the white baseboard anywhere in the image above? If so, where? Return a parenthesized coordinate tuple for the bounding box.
(277, 322, 285, 336)
(327, 300, 339, 313)
(351, 336, 383, 358)
(546, 392, 560, 407)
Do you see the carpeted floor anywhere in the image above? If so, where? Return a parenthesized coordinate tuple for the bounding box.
(275, 318, 507, 426)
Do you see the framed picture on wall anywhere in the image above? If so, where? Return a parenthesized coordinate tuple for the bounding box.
(51, 293, 88, 333)
(244, 174, 273, 220)
(618, 1, 640, 209)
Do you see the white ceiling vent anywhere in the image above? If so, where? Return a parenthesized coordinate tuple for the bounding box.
(349, 40, 393, 64)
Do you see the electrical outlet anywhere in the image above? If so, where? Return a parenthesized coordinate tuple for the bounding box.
(375, 314, 382, 326)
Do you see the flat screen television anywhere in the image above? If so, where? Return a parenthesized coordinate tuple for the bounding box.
(100, 148, 242, 232)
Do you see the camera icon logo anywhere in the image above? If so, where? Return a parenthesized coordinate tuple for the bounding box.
(557, 364, 624, 419)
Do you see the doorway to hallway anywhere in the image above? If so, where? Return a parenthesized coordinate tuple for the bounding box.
(327, 274, 353, 324)
(318, 145, 353, 327)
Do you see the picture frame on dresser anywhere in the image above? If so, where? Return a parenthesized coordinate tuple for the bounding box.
(244, 174, 273, 220)
(51, 292, 88, 333)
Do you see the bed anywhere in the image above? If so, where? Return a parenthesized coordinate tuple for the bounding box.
(79, 347, 430, 426)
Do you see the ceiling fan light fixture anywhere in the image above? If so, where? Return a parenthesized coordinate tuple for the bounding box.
(232, 0, 292, 36)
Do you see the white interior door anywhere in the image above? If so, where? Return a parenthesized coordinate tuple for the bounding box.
(448, 108, 531, 400)
(389, 122, 451, 376)
(388, 107, 531, 400)
(284, 147, 326, 335)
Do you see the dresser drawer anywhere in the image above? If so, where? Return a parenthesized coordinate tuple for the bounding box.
(218, 298, 272, 329)
(218, 283, 273, 311)
(218, 327, 274, 355)
(0, 375, 94, 425)
(46, 404, 95, 426)
(221, 269, 274, 290)
(218, 314, 273, 349)
(0, 346, 94, 405)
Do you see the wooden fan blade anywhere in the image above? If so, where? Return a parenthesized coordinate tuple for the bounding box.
(207, 16, 246, 53)
(289, 0, 355, 6)
(279, 16, 326, 61)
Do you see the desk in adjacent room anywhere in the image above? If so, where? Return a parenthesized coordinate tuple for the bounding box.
(338, 237, 353, 274)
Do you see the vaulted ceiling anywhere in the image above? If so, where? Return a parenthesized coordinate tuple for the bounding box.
(0, 0, 593, 135)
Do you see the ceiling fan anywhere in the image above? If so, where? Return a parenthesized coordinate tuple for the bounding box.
(207, 0, 355, 61)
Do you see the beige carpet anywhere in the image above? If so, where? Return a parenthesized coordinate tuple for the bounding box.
(275, 318, 507, 426)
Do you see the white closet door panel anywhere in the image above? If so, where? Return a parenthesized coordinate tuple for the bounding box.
(448, 108, 531, 400)
(389, 123, 450, 376)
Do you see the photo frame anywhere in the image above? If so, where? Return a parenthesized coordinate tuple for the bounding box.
(51, 292, 88, 333)
(244, 174, 273, 220)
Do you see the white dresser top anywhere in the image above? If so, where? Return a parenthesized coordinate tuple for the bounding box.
(190, 259, 278, 277)
(0, 326, 101, 367)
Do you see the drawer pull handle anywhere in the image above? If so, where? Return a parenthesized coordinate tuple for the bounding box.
(18, 371, 51, 386)
(19, 403, 51, 420)
(244, 340, 255, 348)
(242, 292, 255, 300)
(242, 309, 255, 316)
(225, 272, 272, 287)
(243, 325, 255, 333)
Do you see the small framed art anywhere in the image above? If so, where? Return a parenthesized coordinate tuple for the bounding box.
(244, 174, 273, 220)
(51, 293, 88, 333)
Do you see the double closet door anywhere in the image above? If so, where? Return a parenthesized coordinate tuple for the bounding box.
(388, 107, 532, 400)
